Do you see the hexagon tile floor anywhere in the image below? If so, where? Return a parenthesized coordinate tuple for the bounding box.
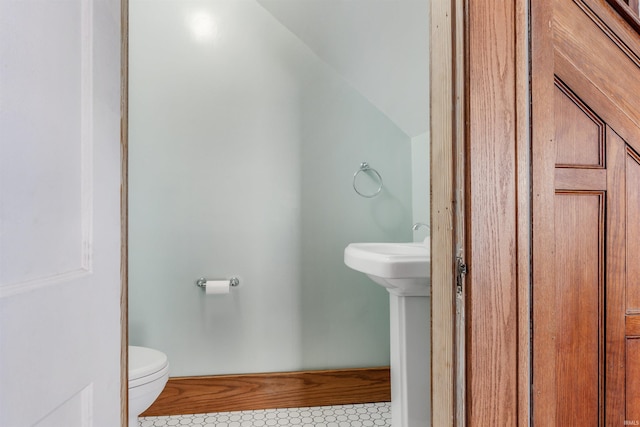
(138, 402, 392, 427)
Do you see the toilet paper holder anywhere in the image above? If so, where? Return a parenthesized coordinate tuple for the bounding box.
(195, 277, 240, 288)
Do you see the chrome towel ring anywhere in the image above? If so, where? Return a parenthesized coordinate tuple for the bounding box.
(352, 162, 383, 198)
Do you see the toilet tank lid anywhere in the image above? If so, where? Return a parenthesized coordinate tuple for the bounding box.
(129, 346, 168, 380)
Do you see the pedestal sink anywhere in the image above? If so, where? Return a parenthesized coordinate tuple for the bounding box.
(344, 240, 430, 427)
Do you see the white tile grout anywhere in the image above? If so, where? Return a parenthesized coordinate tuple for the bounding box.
(139, 402, 392, 427)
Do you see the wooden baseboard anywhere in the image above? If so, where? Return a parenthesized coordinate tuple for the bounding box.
(142, 367, 391, 416)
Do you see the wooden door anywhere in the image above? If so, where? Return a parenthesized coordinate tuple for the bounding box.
(532, 0, 640, 424)
(0, 0, 124, 425)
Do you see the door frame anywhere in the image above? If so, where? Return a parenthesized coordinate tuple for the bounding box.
(430, 0, 464, 424)
(120, 0, 129, 425)
(463, 1, 531, 425)
(431, 0, 533, 425)
(122, 2, 446, 425)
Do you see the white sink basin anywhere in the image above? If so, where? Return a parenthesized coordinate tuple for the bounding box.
(344, 241, 430, 296)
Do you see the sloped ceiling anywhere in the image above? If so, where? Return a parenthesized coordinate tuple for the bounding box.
(257, 0, 429, 137)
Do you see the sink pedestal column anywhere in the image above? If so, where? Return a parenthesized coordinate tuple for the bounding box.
(389, 293, 430, 427)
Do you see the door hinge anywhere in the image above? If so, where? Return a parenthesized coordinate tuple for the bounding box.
(456, 256, 467, 295)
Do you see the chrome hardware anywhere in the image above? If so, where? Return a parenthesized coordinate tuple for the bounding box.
(353, 162, 383, 198)
(195, 277, 240, 288)
(412, 222, 431, 233)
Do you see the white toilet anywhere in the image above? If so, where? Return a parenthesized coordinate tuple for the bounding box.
(128, 346, 169, 426)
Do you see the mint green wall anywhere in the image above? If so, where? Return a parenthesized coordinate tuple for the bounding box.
(298, 65, 413, 369)
(412, 133, 430, 242)
(129, 0, 414, 376)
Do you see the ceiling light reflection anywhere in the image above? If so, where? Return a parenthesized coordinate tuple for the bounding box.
(187, 11, 218, 43)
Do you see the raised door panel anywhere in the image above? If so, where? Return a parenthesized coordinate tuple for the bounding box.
(626, 319, 640, 421)
(627, 150, 640, 312)
(554, 79, 604, 168)
(619, 315, 640, 425)
(626, 337, 640, 420)
(0, 0, 91, 296)
(625, 149, 640, 423)
(553, 192, 604, 424)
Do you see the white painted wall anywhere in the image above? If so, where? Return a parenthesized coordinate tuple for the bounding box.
(257, 0, 430, 137)
(128, 0, 415, 376)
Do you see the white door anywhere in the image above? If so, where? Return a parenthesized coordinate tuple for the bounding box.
(0, 0, 123, 426)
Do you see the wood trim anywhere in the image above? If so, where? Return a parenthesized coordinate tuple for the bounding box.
(141, 367, 391, 417)
(515, 2, 531, 425)
(626, 316, 640, 336)
(555, 169, 607, 191)
(430, 0, 460, 423)
(553, 1, 640, 155)
(466, 0, 519, 424)
(605, 126, 627, 425)
(605, 0, 640, 34)
(531, 0, 558, 423)
(578, 0, 640, 68)
(453, 0, 466, 423)
(553, 52, 640, 158)
(464, 0, 531, 423)
(120, 0, 129, 425)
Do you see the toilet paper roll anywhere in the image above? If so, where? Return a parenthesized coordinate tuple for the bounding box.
(205, 280, 230, 295)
